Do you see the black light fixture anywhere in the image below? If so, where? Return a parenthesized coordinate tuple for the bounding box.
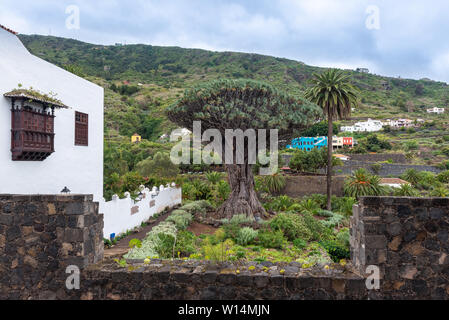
(137, 191, 144, 201)
(61, 186, 71, 194)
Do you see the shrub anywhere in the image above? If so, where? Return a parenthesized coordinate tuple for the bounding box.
(236, 227, 258, 246)
(263, 172, 286, 195)
(174, 231, 197, 257)
(344, 168, 387, 198)
(269, 213, 312, 241)
(321, 212, 346, 229)
(212, 180, 230, 205)
(331, 197, 356, 216)
(180, 201, 206, 215)
(320, 240, 350, 262)
(393, 184, 420, 197)
(166, 211, 193, 230)
(293, 238, 307, 249)
(429, 186, 449, 197)
(222, 223, 241, 240)
(205, 171, 223, 184)
(401, 169, 420, 185)
(335, 228, 350, 248)
(154, 233, 176, 258)
(437, 170, 449, 183)
(226, 214, 255, 225)
(265, 195, 295, 212)
(297, 199, 320, 213)
(257, 230, 285, 249)
(301, 211, 333, 241)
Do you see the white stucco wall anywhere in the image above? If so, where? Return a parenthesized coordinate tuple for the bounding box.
(0, 28, 104, 201)
(100, 185, 182, 238)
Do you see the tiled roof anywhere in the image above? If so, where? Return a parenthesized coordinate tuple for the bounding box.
(380, 178, 409, 185)
(4, 89, 69, 109)
(0, 24, 18, 35)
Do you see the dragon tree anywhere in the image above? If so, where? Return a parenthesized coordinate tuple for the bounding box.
(167, 79, 321, 219)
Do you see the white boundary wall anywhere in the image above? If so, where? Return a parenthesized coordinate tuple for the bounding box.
(100, 183, 182, 238)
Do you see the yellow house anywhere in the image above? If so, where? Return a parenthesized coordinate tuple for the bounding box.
(131, 133, 141, 143)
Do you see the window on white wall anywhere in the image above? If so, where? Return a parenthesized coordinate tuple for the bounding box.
(75, 111, 88, 146)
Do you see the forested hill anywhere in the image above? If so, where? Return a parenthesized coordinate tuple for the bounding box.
(18, 34, 449, 140)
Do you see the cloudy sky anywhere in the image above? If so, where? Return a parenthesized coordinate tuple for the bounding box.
(1, 0, 449, 82)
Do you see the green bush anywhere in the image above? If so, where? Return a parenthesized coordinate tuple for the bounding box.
(293, 238, 307, 249)
(437, 170, 449, 183)
(301, 211, 333, 241)
(166, 211, 193, 230)
(335, 228, 350, 248)
(180, 201, 207, 215)
(235, 227, 258, 246)
(264, 195, 295, 212)
(269, 213, 312, 241)
(174, 231, 197, 257)
(320, 240, 350, 262)
(321, 212, 345, 229)
(257, 230, 285, 249)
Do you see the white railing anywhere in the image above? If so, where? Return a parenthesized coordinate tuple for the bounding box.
(100, 183, 182, 239)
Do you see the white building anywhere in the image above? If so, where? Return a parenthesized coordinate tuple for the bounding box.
(427, 107, 445, 114)
(383, 119, 414, 128)
(0, 25, 104, 200)
(340, 119, 383, 133)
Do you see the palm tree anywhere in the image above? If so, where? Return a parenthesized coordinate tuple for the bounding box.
(305, 69, 359, 210)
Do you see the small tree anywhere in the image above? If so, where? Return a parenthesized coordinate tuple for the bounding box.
(135, 152, 179, 178)
(167, 79, 321, 219)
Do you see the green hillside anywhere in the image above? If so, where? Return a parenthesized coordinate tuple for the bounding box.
(18, 34, 449, 143)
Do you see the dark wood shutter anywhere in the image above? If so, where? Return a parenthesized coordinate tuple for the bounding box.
(75, 111, 88, 146)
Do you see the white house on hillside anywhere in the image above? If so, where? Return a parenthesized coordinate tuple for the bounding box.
(0, 25, 104, 200)
(340, 119, 383, 133)
(427, 107, 445, 114)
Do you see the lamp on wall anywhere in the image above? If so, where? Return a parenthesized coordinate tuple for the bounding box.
(137, 191, 144, 201)
(61, 186, 71, 194)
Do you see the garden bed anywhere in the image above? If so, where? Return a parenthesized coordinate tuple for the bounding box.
(117, 195, 353, 270)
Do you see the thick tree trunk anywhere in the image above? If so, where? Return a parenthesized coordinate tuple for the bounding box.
(327, 117, 333, 211)
(215, 163, 266, 220)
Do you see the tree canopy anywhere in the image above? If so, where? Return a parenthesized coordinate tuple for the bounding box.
(167, 79, 322, 140)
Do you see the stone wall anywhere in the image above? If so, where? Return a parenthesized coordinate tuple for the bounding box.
(349, 153, 407, 163)
(351, 197, 449, 299)
(1, 194, 449, 300)
(0, 194, 103, 299)
(69, 260, 367, 300)
(283, 176, 345, 198)
(333, 160, 441, 177)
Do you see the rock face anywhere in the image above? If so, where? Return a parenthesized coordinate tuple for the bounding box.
(351, 197, 449, 299)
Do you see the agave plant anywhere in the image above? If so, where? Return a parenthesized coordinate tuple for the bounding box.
(393, 184, 420, 197)
(344, 168, 387, 198)
(263, 171, 286, 195)
(265, 195, 295, 212)
(205, 171, 223, 185)
(429, 186, 449, 197)
(401, 169, 420, 186)
(297, 199, 320, 213)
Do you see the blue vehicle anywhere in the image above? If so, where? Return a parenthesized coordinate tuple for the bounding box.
(286, 136, 328, 151)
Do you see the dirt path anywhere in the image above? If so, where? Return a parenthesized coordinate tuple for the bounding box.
(103, 209, 173, 258)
